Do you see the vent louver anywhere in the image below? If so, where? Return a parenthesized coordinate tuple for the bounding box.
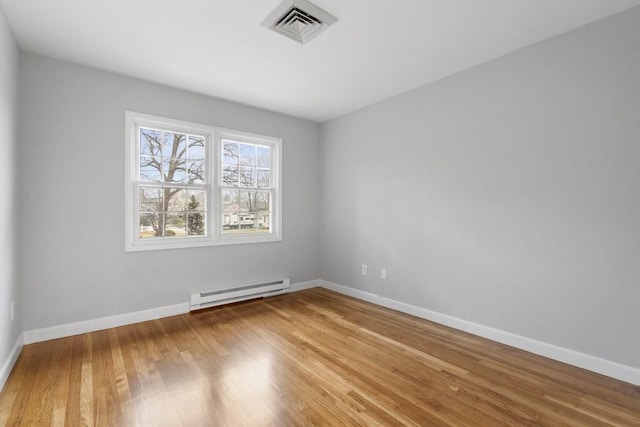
(262, 0, 337, 44)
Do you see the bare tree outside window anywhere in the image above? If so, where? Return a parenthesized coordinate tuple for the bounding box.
(138, 128, 206, 238)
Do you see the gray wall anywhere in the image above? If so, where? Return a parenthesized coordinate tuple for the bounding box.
(0, 7, 21, 371)
(19, 53, 321, 331)
(320, 8, 640, 368)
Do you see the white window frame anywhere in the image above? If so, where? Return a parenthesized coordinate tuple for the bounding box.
(125, 111, 282, 252)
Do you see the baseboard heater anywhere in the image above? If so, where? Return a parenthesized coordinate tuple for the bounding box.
(190, 278, 291, 311)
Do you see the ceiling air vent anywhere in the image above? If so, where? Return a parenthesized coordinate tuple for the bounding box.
(262, 0, 337, 44)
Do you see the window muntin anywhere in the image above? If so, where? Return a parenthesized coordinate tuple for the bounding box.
(125, 112, 281, 251)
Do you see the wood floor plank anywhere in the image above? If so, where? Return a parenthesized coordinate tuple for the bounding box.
(8, 341, 56, 426)
(48, 338, 74, 426)
(79, 361, 94, 426)
(0, 348, 34, 426)
(1, 288, 638, 425)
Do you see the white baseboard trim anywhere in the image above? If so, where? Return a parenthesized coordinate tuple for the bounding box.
(24, 303, 190, 345)
(319, 280, 640, 386)
(22, 280, 319, 345)
(289, 280, 321, 292)
(0, 333, 24, 392)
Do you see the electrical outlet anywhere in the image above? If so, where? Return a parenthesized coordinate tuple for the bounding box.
(361, 264, 368, 276)
(381, 268, 387, 280)
(10, 301, 15, 322)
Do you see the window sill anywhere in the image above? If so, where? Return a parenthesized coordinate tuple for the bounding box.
(125, 234, 282, 252)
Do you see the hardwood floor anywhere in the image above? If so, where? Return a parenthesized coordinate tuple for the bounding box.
(1, 288, 639, 426)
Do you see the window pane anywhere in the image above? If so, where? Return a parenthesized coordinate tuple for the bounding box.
(255, 191, 270, 211)
(140, 156, 162, 182)
(164, 158, 186, 183)
(165, 213, 186, 237)
(257, 145, 270, 168)
(222, 190, 239, 232)
(256, 213, 270, 232)
(222, 165, 238, 186)
(223, 141, 238, 164)
(233, 191, 271, 234)
(188, 189, 206, 212)
(187, 160, 205, 184)
(239, 214, 256, 231)
(188, 136, 205, 160)
(187, 213, 206, 236)
(235, 191, 271, 234)
(239, 167, 255, 187)
(139, 187, 163, 212)
(139, 213, 161, 239)
(239, 191, 254, 213)
(163, 131, 186, 159)
(257, 170, 270, 188)
(140, 128, 161, 156)
(255, 191, 271, 233)
(239, 143, 256, 166)
(166, 189, 187, 212)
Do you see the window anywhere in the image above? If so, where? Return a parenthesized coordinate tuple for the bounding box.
(125, 112, 282, 251)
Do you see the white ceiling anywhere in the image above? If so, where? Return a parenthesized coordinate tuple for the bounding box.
(2, 0, 639, 122)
